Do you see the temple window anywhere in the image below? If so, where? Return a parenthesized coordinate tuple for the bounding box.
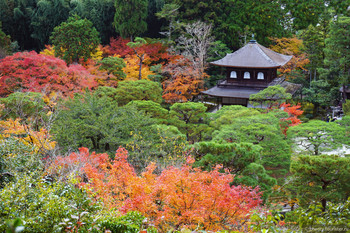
(244, 72, 250, 79)
(230, 71, 237, 79)
(257, 72, 264, 80)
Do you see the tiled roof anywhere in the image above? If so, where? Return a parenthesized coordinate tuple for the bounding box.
(210, 40, 292, 68)
(270, 77, 302, 95)
(202, 86, 263, 98)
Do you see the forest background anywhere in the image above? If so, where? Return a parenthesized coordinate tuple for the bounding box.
(1, 0, 350, 232)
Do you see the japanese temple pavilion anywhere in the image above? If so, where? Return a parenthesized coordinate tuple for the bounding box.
(202, 39, 295, 107)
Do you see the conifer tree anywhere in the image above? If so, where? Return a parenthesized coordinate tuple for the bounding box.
(114, 0, 148, 40)
(321, 16, 350, 100)
(31, 0, 69, 49)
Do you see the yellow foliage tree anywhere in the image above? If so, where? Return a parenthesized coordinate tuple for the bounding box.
(41, 45, 103, 61)
(0, 118, 56, 154)
(40, 45, 56, 57)
(123, 54, 155, 80)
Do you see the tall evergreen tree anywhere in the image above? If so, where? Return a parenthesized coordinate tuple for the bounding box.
(156, 3, 180, 43)
(146, 0, 164, 37)
(164, 0, 236, 47)
(163, 0, 288, 49)
(282, 0, 350, 31)
(319, 16, 350, 101)
(302, 24, 326, 82)
(282, 0, 326, 30)
(114, 0, 148, 39)
(0, 21, 11, 58)
(0, 0, 14, 38)
(241, 0, 287, 46)
(31, 0, 70, 49)
(70, 0, 116, 44)
(0, 0, 36, 50)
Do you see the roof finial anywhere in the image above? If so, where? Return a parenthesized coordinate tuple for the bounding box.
(249, 34, 256, 44)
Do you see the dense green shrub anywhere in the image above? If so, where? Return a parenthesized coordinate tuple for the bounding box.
(0, 92, 46, 123)
(343, 99, 350, 116)
(0, 175, 98, 233)
(284, 199, 350, 231)
(96, 211, 157, 233)
(52, 91, 156, 154)
(0, 137, 42, 187)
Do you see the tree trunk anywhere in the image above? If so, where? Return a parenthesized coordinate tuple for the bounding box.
(321, 181, 329, 212)
(139, 57, 142, 80)
(105, 143, 110, 151)
(314, 69, 316, 81)
(315, 145, 319, 155)
(342, 84, 347, 103)
(168, 20, 172, 43)
(88, 136, 97, 151)
(321, 198, 327, 212)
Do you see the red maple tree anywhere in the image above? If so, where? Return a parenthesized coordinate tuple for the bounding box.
(0, 51, 98, 97)
(280, 102, 303, 135)
(104, 37, 174, 65)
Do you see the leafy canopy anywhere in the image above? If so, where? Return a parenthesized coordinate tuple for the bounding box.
(287, 120, 348, 155)
(52, 90, 156, 153)
(0, 51, 97, 97)
(114, 80, 163, 106)
(50, 14, 100, 64)
(249, 85, 292, 108)
(290, 154, 350, 211)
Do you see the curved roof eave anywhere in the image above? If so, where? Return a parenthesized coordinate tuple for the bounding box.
(209, 63, 281, 69)
(210, 41, 293, 68)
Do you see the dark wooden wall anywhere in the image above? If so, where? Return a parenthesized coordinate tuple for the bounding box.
(225, 67, 277, 87)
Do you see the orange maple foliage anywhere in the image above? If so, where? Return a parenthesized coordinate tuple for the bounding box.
(79, 58, 120, 87)
(48, 147, 262, 232)
(279, 102, 303, 135)
(269, 37, 310, 80)
(162, 57, 208, 103)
